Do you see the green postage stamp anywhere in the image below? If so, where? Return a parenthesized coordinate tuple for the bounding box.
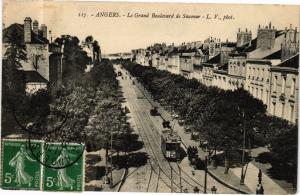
(42, 143, 84, 192)
(1, 139, 43, 190)
(1, 139, 85, 191)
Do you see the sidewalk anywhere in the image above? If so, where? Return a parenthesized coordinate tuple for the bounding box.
(134, 79, 289, 195)
(85, 149, 126, 192)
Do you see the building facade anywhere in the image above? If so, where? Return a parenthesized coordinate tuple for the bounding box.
(269, 54, 299, 123)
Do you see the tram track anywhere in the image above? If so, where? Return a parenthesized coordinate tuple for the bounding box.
(120, 75, 177, 192)
(130, 99, 181, 192)
(120, 68, 209, 193)
(120, 69, 198, 192)
(133, 75, 211, 193)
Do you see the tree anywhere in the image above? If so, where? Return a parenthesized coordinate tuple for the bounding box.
(3, 29, 27, 103)
(85, 35, 94, 44)
(2, 29, 27, 135)
(92, 40, 101, 63)
(54, 35, 89, 82)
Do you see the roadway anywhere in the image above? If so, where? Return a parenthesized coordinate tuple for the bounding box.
(114, 64, 237, 193)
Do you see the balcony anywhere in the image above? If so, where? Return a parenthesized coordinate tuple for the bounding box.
(279, 93, 286, 101)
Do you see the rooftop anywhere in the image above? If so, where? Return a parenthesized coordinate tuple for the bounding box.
(276, 54, 299, 69)
(204, 53, 221, 64)
(24, 70, 48, 83)
(263, 49, 282, 60)
(3, 23, 49, 44)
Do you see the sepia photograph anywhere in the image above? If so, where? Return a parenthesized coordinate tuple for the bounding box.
(0, 0, 299, 194)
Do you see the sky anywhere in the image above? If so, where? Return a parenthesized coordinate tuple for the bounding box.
(3, 0, 300, 54)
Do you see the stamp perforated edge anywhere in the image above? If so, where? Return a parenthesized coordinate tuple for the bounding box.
(41, 142, 85, 192)
(0, 138, 44, 190)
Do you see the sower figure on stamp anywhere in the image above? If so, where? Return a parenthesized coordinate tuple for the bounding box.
(52, 148, 75, 190)
(9, 145, 36, 187)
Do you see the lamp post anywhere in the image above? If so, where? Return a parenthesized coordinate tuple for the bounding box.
(240, 110, 246, 185)
(110, 130, 113, 188)
(204, 156, 208, 193)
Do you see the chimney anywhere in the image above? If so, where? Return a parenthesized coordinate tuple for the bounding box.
(41, 24, 47, 39)
(269, 22, 272, 29)
(246, 28, 248, 32)
(259, 24, 261, 29)
(49, 30, 52, 43)
(238, 28, 240, 32)
(32, 20, 39, 35)
(24, 17, 32, 43)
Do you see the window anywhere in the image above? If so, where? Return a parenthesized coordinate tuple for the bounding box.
(281, 103, 285, 118)
(281, 76, 286, 94)
(272, 102, 276, 115)
(273, 76, 277, 92)
(256, 88, 258, 97)
(290, 105, 294, 122)
(266, 90, 269, 104)
(291, 78, 295, 96)
(261, 89, 263, 100)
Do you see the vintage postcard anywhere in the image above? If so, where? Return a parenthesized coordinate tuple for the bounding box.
(1, 0, 299, 194)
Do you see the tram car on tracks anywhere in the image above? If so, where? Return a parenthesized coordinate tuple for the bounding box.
(161, 129, 181, 160)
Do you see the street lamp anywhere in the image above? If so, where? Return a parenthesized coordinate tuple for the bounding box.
(204, 156, 208, 194)
(110, 129, 114, 188)
(240, 109, 246, 185)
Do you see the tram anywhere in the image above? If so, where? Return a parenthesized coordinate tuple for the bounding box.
(161, 129, 181, 161)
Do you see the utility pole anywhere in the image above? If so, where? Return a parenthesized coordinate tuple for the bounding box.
(240, 110, 246, 185)
(110, 130, 113, 188)
(178, 162, 182, 193)
(204, 156, 207, 194)
(171, 165, 173, 193)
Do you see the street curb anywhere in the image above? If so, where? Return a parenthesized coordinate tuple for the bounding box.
(207, 168, 251, 194)
(116, 168, 128, 192)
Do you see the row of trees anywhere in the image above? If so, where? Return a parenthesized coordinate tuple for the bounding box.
(2, 29, 134, 179)
(121, 60, 297, 173)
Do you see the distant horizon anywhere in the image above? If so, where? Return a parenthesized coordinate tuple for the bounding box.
(3, 1, 300, 54)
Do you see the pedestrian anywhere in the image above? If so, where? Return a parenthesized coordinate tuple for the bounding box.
(211, 186, 217, 194)
(258, 169, 262, 184)
(193, 186, 199, 193)
(256, 184, 264, 194)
